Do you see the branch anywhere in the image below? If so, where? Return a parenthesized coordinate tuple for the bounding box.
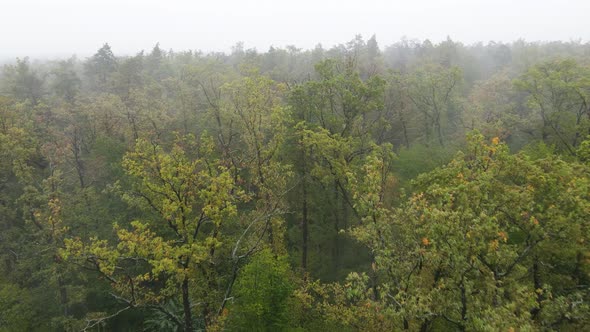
(81, 306, 132, 332)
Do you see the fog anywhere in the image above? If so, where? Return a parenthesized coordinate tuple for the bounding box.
(1, 0, 589, 58)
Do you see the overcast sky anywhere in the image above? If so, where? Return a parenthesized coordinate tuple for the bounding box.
(1, 0, 589, 59)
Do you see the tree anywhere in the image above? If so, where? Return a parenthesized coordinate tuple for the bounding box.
(226, 249, 295, 331)
(0, 97, 91, 330)
(1, 57, 44, 105)
(515, 59, 590, 155)
(85, 44, 118, 92)
(112, 53, 144, 98)
(384, 71, 414, 148)
(50, 57, 81, 103)
(367, 35, 380, 64)
(406, 63, 463, 146)
(0, 281, 35, 331)
(145, 43, 171, 81)
(219, 73, 292, 254)
(63, 135, 243, 331)
(288, 59, 385, 279)
(466, 71, 518, 139)
(346, 133, 590, 330)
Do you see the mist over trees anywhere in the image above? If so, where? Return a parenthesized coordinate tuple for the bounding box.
(1, 36, 590, 331)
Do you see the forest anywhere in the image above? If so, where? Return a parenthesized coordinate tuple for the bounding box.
(1, 36, 590, 331)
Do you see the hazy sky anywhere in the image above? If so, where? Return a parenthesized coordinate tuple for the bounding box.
(1, 0, 589, 58)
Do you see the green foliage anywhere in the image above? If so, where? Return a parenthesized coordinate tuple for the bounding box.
(1, 58, 45, 105)
(294, 273, 397, 332)
(62, 134, 244, 330)
(466, 71, 519, 140)
(309, 58, 386, 137)
(2, 38, 590, 331)
(0, 282, 34, 332)
(346, 132, 590, 330)
(228, 249, 294, 331)
(405, 63, 463, 145)
(50, 58, 81, 102)
(143, 300, 184, 332)
(84, 43, 118, 91)
(514, 59, 590, 154)
(521, 140, 557, 160)
(577, 135, 590, 163)
(394, 143, 456, 185)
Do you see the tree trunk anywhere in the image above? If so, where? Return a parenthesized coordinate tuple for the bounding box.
(435, 114, 444, 146)
(58, 274, 68, 316)
(333, 180, 341, 275)
(182, 276, 193, 332)
(398, 105, 410, 148)
(301, 152, 309, 275)
(531, 257, 543, 319)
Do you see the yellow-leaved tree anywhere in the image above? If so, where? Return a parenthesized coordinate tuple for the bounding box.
(62, 134, 244, 331)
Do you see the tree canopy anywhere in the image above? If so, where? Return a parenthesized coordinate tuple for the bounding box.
(1, 37, 590, 331)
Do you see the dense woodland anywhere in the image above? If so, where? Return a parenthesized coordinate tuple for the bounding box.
(1, 36, 590, 331)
